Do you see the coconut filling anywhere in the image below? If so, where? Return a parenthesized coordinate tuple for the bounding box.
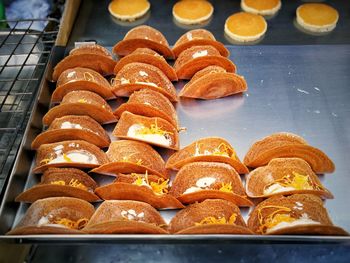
(266, 213, 321, 234)
(127, 123, 172, 147)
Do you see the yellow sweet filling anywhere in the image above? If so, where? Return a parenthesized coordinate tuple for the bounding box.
(39, 157, 53, 165)
(134, 121, 173, 137)
(263, 172, 324, 192)
(195, 213, 237, 226)
(122, 155, 144, 166)
(54, 217, 89, 230)
(50, 179, 88, 191)
(195, 142, 236, 158)
(63, 153, 73, 163)
(219, 182, 233, 193)
(257, 205, 293, 234)
(132, 172, 169, 195)
(78, 98, 88, 103)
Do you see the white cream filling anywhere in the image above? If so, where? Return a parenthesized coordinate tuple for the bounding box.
(120, 77, 130, 84)
(139, 70, 148, 77)
(183, 177, 216, 194)
(194, 147, 230, 157)
(127, 124, 172, 147)
(37, 216, 67, 228)
(263, 183, 296, 195)
(60, 121, 83, 130)
(121, 209, 144, 220)
(266, 213, 320, 233)
(192, 50, 208, 59)
(49, 150, 98, 164)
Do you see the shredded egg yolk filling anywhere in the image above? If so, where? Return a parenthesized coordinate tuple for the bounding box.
(50, 179, 88, 191)
(257, 205, 293, 234)
(77, 98, 88, 103)
(40, 157, 53, 165)
(135, 121, 173, 137)
(195, 213, 237, 226)
(195, 142, 236, 159)
(132, 173, 169, 195)
(219, 182, 233, 193)
(121, 155, 144, 166)
(264, 172, 323, 193)
(54, 218, 89, 230)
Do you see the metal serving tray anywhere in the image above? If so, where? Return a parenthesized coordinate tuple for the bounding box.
(0, 44, 350, 243)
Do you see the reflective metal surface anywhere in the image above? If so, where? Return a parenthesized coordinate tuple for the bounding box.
(68, 0, 350, 47)
(0, 44, 350, 242)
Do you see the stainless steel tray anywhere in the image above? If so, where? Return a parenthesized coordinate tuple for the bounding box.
(1, 45, 350, 243)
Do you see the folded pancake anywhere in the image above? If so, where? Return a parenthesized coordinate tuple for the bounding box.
(179, 65, 247, 99)
(32, 115, 110, 149)
(111, 62, 178, 102)
(166, 137, 249, 174)
(52, 44, 116, 81)
(174, 45, 236, 80)
(246, 158, 333, 199)
(95, 172, 184, 209)
(170, 162, 252, 206)
(172, 29, 229, 58)
(247, 194, 348, 235)
(113, 111, 179, 150)
(16, 168, 100, 203)
(7, 197, 95, 235)
(114, 48, 177, 81)
(113, 25, 174, 59)
(114, 89, 179, 129)
(51, 67, 115, 103)
(43, 90, 117, 125)
(169, 199, 253, 234)
(91, 140, 168, 179)
(33, 140, 109, 173)
(243, 132, 335, 174)
(82, 200, 168, 234)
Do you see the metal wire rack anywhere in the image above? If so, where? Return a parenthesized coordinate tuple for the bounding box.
(0, 18, 59, 194)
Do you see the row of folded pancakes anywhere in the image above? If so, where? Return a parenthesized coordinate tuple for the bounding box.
(11, 132, 347, 235)
(9, 25, 347, 236)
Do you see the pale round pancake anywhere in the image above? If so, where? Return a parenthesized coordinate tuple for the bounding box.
(108, 0, 150, 22)
(173, 0, 214, 25)
(224, 12, 267, 43)
(296, 3, 339, 33)
(241, 0, 281, 16)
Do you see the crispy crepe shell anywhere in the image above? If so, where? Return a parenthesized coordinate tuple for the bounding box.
(173, 29, 230, 58)
(170, 162, 252, 206)
(179, 66, 247, 99)
(113, 25, 174, 59)
(16, 168, 100, 203)
(174, 45, 236, 80)
(32, 115, 110, 149)
(52, 67, 115, 102)
(7, 197, 95, 235)
(247, 194, 348, 235)
(82, 200, 168, 234)
(244, 132, 335, 173)
(114, 89, 179, 129)
(246, 158, 333, 199)
(33, 140, 109, 173)
(112, 62, 178, 102)
(114, 48, 178, 81)
(91, 140, 168, 179)
(95, 182, 184, 209)
(113, 111, 179, 150)
(169, 199, 252, 234)
(43, 90, 117, 125)
(52, 45, 116, 81)
(166, 137, 249, 174)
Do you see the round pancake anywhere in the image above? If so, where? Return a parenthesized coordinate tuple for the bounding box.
(296, 3, 339, 33)
(173, 0, 214, 25)
(108, 0, 150, 21)
(224, 12, 267, 42)
(241, 0, 281, 16)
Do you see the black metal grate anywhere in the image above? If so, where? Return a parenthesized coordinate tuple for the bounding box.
(0, 19, 59, 193)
